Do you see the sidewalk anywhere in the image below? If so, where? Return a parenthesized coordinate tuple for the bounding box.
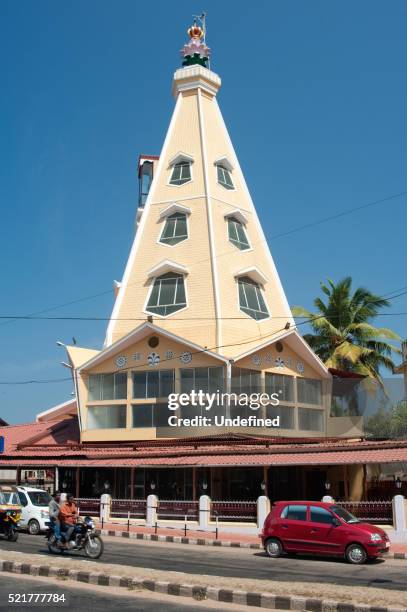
(94, 520, 407, 555)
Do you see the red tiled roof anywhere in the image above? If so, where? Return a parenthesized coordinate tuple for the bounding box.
(2, 414, 407, 468)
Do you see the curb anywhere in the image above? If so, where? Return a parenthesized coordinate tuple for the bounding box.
(96, 529, 407, 559)
(96, 528, 262, 549)
(0, 558, 405, 612)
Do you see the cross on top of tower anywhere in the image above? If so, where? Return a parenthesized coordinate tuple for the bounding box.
(180, 14, 211, 68)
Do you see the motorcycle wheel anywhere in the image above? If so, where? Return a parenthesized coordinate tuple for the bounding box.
(47, 535, 64, 554)
(7, 529, 18, 542)
(84, 535, 104, 559)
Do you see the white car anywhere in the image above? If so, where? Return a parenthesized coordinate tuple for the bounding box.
(17, 487, 52, 535)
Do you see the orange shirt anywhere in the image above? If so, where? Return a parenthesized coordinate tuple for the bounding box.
(59, 501, 77, 525)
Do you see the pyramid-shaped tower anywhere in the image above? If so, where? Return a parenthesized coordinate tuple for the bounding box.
(105, 24, 294, 356)
(66, 22, 337, 443)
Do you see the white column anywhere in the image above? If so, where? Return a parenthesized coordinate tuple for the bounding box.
(199, 495, 211, 529)
(146, 494, 158, 527)
(257, 495, 270, 530)
(392, 495, 406, 532)
(100, 493, 111, 522)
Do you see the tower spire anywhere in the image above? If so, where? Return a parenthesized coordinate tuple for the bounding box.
(181, 15, 211, 68)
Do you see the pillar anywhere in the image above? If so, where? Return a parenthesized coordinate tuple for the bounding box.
(199, 495, 211, 529)
(392, 495, 407, 532)
(348, 464, 364, 501)
(146, 494, 158, 527)
(100, 493, 111, 522)
(257, 495, 270, 531)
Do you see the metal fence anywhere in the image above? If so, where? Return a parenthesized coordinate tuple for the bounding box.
(157, 500, 199, 521)
(335, 500, 393, 524)
(211, 500, 257, 522)
(76, 498, 100, 516)
(110, 498, 146, 519)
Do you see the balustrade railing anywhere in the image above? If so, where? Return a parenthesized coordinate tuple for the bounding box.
(110, 498, 146, 519)
(157, 499, 199, 521)
(211, 500, 257, 522)
(335, 500, 393, 524)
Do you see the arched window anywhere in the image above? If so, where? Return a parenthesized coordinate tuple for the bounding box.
(227, 216, 250, 250)
(146, 273, 187, 316)
(159, 212, 188, 245)
(238, 276, 269, 320)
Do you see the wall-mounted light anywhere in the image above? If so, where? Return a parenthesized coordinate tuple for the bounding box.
(395, 476, 402, 490)
(324, 481, 331, 491)
(260, 481, 266, 491)
(150, 482, 156, 491)
(202, 481, 208, 491)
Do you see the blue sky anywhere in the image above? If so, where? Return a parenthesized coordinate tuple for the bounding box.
(1, 0, 406, 424)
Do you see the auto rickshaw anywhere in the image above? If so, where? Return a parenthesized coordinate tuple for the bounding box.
(0, 485, 21, 541)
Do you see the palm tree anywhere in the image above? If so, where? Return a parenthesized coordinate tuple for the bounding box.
(292, 277, 400, 384)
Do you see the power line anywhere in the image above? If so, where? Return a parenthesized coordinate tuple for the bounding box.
(1, 190, 406, 329)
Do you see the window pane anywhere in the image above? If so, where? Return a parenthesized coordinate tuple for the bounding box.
(281, 504, 307, 520)
(265, 374, 294, 402)
(162, 217, 176, 239)
(102, 374, 114, 400)
(88, 405, 126, 429)
(180, 369, 194, 393)
(114, 372, 127, 399)
(238, 277, 269, 320)
(159, 278, 176, 305)
(147, 371, 159, 398)
(209, 367, 224, 393)
(310, 506, 334, 524)
(195, 367, 209, 393)
(265, 404, 295, 429)
(297, 378, 322, 405)
(298, 407, 324, 431)
(148, 281, 160, 308)
(170, 163, 191, 185)
(175, 215, 187, 237)
(132, 404, 153, 428)
(160, 370, 175, 397)
(88, 374, 101, 401)
(175, 277, 186, 304)
(217, 165, 234, 190)
(133, 372, 147, 399)
(228, 219, 238, 242)
(153, 403, 170, 427)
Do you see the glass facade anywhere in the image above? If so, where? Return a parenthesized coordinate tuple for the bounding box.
(87, 405, 127, 429)
(88, 373, 127, 401)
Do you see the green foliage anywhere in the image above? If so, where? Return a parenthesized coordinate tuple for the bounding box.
(365, 400, 407, 439)
(292, 277, 401, 385)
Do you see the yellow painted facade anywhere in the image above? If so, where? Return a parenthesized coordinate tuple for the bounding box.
(66, 36, 364, 443)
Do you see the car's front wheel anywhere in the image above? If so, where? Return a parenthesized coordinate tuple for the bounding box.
(265, 537, 283, 558)
(28, 519, 41, 535)
(345, 543, 367, 564)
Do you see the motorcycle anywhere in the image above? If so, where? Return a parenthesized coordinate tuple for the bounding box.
(46, 516, 104, 559)
(0, 485, 21, 542)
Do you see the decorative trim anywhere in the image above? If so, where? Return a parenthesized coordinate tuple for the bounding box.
(168, 151, 194, 167)
(234, 266, 268, 285)
(146, 260, 189, 278)
(224, 209, 249, 226)
(214, 156, 234, 172)
(159, 203, 191, 219)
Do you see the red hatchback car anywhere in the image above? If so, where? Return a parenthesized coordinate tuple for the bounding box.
(261, 501, 390, 564)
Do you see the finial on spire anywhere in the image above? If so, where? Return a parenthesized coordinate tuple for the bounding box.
(180, 13, 211, 68)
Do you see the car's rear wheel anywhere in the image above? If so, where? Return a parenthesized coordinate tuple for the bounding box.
(345, 543, 367, 564)
(28, 519, 40, 535)
(265, 537, 283, 558)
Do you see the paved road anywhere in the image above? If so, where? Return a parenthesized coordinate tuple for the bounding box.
(0, 534, 406, 592)
(0, 575, 234, 612)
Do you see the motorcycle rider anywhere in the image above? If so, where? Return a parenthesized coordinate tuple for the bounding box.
(48, 491, 62, 543)
(59, 493, 78, 545)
